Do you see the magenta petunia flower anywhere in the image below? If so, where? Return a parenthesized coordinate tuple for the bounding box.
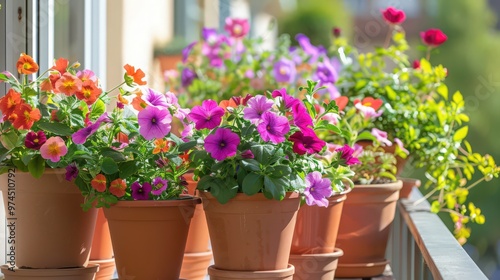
(420, 28, 447, 47)
(131, 181, 152, 200)
(382, 7, 406, 25)
(65, 162, 79, 181)
(205, 128, 240, 161)
(271, 88, 299, 109)
(336, 144, 361, 166)
(188, 100, 225, 130)
(240, 149, 254, 159)
(371, 128, 393, 146)
(224, 18, 250, 38)
(288, 128, 325, 155)
(72, 113, 110, 145)
(182, 41, 197, 62)
(143, 88, 169, 108)
(151, 177, 168, 195)
(138, 106, 172, 140)
(25, 130, 47, 150)
(273, 58, 296, 83)
(257, 112, 290, 144)
(304, 171, 333, 207)
(243, 95, 274, 122)
(292, 103, 313, 130)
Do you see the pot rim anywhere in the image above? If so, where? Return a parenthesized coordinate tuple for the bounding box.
(107, 196, 201, 208)
(200, 191, 300, 201)
(290, 247, 344, 258)
(352, 180, 403, 191)
(208, 264, 295, 277)
(0, 264, 99, 275)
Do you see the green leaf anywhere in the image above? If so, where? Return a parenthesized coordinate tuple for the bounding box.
(437, 84, 448, 100)
(385, 86, 397, 100)
(90, 99, 106, 119)
(100, 148, 126, 162)
(241, 159, 261, 172)
(178, 140, 197, 152)
(28, 155, 45, 178)
(430, 201, 441, 213)
(289, 173, 305, 191)
(356, 131, 376, 142)
(251, 144, 274, 164)
(268, 165, 291, 177)
(453, 126, 468, 142)
(101, 157, 119, 174)
(0, 130, 19, 150)
(37, 121, 73, 136)
(264, 176, 286, 201)
(74, 176, 88, 191)
(242, 173, 264, 195)
(118, 161, 140, 179)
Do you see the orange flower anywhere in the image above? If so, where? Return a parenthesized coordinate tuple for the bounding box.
(124, 64, 147, 85)
(55, 72, 82, 96)
(131, 94, 147, 111)
(118, 94, 129, 105)
(219, 99, 238, 112)
(50, 110, 59, 122)
(41, 73, 61, 93)
(110, 178, 127, 198)
(353, 97, 382, 111)
(16, 53, 39, 74)
(0, 89, 23, 117)
(153, 139, 169, 154)
(91, 174, 107, 192)
(179, 152, 190, 165)
(12, 103, 41, 130)
(51, 57, 68, 74)
(75, 80, 102, 105)
(334, 96, 349, 111)
(116, 132, 129, 144)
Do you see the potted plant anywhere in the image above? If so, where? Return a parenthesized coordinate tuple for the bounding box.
(329, 6, 500, 243)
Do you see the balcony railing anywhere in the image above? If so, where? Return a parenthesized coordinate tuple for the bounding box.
(386, 188, 487, 280)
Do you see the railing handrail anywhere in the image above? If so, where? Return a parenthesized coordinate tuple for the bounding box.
(397, 188, 487, 279)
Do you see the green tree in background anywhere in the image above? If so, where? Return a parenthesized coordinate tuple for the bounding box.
(431, 0, 500, 275)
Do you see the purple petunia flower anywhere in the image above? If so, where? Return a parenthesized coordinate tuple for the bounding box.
(182, 42, 197, 63)
(271, 88, 299, 109)
(181, 68, 197, 87)
(316, 58, 338, 84)
(202, 28, 219, 44)
(142, 88, 169, 108)
(371, 128, 392, 146)
(304, 171, 333, 207)
(295, 34, 325, 62)
(151, 177, 168, 196)
(188, 100, 225, 130)
(257, 112, 290, 144)
(243, 95, 274, 122)
(288, 128, 326, 155)
(25, 130, 47, 150)
(131, 182, 152, 200)
(205, 128, 240, 161)
(273, 58, 296, 83)
(292, 103, 313, 130)
(72, 113, 110, 145)
(65, 162, 79, 181)
(336, 144, 361, 166)
(138, 106, 172, 140)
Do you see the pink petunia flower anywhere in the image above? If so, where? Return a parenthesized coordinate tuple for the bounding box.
(138, 106, 172, 140)
(188, 100, 225, 130)
(304, 171, 333, 207)
(371, 128, 392, 146)
(394, 138, 410, 155)
(336, 144, 361, 166)
(151, 177, 168, 196)
(40, 136, 68, 162)
(243, 95, 274, 122)
(224, 18, 250, 38)
(257, 112, 290, 144)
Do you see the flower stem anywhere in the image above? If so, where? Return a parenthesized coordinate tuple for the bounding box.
(466, 177, 486, 190)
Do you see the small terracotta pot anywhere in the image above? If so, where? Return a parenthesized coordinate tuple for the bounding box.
(207, 264, 295, 280)
(0, 169, 98, 269)
(336, 180, 402, 278)
(104, 198, 201, 280)
(0, 264, 99, 280)
(289, 248, 343, 280)
(90, 208, 113, 260)
(89, 258, 115, 280)
(180, 251, 213, 280)
(201, 191, 300, 271)
(291, 188, 350, 254)
(183, 172, 210, 253)
(398, 177, 421, 199)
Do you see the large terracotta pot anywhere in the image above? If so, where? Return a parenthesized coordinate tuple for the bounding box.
(0, 169, 98, 269)
(103, 198, 201, 280)
(398, 177, 421, 199)
(291, 188, 350, 254)
(336, 180, 403, 278)
(201, 191, 300, 271)
(0, 264, 99, 280)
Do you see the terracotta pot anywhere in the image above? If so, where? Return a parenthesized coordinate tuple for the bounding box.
(0, 264, 99, 280)
(336, 180, 402, 278)
(90, 208, 113, 260)
(180, 251, 212, 280)
(103, 198, 201, 280)
(398, 177, 421, 199)
(89, 258, 115, 280)
(357, 141, 408, 175)
(157, 54, 182, 72)
(291, 188, 350, 254)
(0, 169, 98, 269)
(183, 172, 210, 253)
(201, 191, 300, 271)
(207, 264, 294, 280)
(289, 248, 343, 280)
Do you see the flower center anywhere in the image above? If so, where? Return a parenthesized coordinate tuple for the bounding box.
(138, 188, 144, 194)
(151, 117, 157, 123)
(310, 187, 315, 192)
(34, 139, 39, 143)
(220, 141, 226, 147)
(233, 24, 242, 35)
(279, 66, 288, 75)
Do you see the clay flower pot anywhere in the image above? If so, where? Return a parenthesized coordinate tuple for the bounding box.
(291, 188, 350, 254)
(201, 191, 300, 271)
(289, 248, 343, 280)
(335, 180, 402, 278)
(0, 169, 98, 269)
(0, 264, 99, 280)
(89, 208, 115, 280)
(398, 177, 421, 199)
(208, 264, 295, 280)
(103, 198, 201, 280)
